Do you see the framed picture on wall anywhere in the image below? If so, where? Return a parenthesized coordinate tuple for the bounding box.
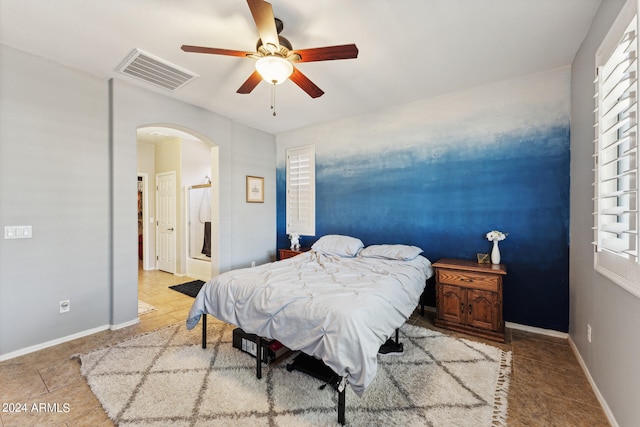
(246, 176, 264, 203)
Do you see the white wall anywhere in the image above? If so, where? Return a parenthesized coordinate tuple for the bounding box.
(0, 45, 277, 357)
(0, 45, 110, 354)
(570, 0, 640, 425)
(229, 122, 278, 269)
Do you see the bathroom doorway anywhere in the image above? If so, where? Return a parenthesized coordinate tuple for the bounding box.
(186, 182, 213, 281)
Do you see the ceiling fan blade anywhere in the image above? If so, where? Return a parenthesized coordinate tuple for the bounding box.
(247, 0, 279, 51)
(181, 45, 253, 57)
(237, 70, 263, 94)
(291, 44, 359, 63)
(290, 67, 324, 98)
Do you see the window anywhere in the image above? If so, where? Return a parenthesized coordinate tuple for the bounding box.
(593, 0, 640, 297)
(286, 144, 316, 236)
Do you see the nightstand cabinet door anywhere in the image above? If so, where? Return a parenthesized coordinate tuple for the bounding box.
(466, 288, 500, 331)
(437, 284, 466, 325)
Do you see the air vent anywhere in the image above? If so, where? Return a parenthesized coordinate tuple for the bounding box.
(115, 48, 198, 91)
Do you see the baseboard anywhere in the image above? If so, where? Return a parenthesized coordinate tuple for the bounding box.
(567, 336, 619, 427)
(110, 317, 140, 330)
(420, 308, 568, 339)
(0, 316, 142, 361)
(0, 324, 110, 362)
(505, 321, 568, 339)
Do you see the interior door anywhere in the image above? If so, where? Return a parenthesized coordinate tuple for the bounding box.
(156, 171, 176, 273)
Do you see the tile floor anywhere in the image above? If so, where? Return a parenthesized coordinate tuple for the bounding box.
(0, 267, 610, 426)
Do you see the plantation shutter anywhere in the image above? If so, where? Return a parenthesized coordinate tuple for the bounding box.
(286, 145, 315, 236)
(593, 0, 640, 298)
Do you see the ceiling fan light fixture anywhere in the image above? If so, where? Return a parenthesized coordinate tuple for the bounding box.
(255, 55, 293, 85)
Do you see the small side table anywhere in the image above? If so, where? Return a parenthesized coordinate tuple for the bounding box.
(433, 258, 507, 342)
(278, 247, 310, 260)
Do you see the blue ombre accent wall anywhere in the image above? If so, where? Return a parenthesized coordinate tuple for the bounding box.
(276, 69, 570, 331)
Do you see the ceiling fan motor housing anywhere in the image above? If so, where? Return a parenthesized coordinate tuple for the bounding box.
(256, 35, 293, 52)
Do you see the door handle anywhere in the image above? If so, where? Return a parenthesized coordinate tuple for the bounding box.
(168, 227, 174, 232)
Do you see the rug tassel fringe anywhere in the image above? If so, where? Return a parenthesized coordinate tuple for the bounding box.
(491, 349, 512, 426)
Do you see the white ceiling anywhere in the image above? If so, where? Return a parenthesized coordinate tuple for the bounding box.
(1, 0, 601, 135)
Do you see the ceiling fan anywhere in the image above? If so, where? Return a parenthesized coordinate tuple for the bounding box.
(181, 0, 358, 99)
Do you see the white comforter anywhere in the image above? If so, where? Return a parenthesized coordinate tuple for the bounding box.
(186, 251, 433, 396)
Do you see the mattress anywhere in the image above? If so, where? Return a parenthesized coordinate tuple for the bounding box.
(186, 250, 433, 396)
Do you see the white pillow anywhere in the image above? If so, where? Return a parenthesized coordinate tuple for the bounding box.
(359, 244, 423, 261)
(311, 235, 364, 257)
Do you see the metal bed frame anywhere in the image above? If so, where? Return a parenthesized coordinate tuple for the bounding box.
(199, 284, 429, 425)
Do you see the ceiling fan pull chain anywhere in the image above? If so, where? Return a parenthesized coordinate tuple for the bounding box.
(271, 81, 277, 116)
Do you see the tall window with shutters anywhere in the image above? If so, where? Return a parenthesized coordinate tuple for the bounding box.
(593, 0, 640, 297)
(286, 144, 316, 237)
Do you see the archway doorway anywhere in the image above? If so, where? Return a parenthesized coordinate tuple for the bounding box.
(136, 125, 219, 282)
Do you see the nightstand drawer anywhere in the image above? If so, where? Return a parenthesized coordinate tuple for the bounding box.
(437, 269, 499, 292)
(279, 248, 310, 260)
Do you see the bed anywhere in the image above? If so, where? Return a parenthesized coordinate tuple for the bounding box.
(186, 235, 433, 423)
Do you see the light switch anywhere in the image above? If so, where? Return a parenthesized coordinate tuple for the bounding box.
(4, 225, 33, 239)
(4, 226, 15, 239)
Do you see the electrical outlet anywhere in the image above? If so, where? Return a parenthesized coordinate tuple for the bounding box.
(251, 261, 256, 268)
(587, 324, 592, 343)
(60, 300, 70, 314)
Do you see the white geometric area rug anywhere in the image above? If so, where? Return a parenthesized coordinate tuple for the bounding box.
(137, 301, 156, 316)
(75, 319, 511, 426)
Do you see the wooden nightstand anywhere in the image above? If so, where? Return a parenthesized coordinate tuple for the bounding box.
(433, 258, 507, 342)
(278, 248, 309, 260)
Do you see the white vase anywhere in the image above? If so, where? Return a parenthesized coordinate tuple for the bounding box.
(491, 240, 501, 264)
